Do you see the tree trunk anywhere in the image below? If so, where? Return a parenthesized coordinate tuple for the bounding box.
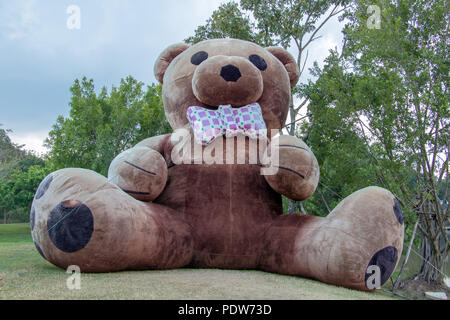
(299, 202, 306, 214)
(288, 199, 296, 214)
(317, 187, 331, 213)
(412, 195, 448, 285)
(3, 209, 6, 224)
(417, 232, 446, 284)
(393, 218, 419, 291)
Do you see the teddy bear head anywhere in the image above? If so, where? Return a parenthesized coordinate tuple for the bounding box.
(154, 38, 299, 131)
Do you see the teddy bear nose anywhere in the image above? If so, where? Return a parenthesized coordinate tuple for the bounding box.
(192, 55, 263, 106)
(220, 64, 241, 82)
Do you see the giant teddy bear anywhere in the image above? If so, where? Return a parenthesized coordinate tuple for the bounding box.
(31, 39, 404, 291)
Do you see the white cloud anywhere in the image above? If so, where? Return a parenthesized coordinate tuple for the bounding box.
(8, 130, 49, 155)
(0, 0, 40, 40)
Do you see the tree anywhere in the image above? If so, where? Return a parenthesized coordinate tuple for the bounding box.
(299, 55, 381, 216)
(45, 76, 171, 176)
(0, 165, 49, 223)
(306, 0, 449, 284)
(0, 127, 48, 223)
(0, 125, 26, 169)
(185, 2, 265, 45)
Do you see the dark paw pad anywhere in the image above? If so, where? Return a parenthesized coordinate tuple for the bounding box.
(393, 197, 403, 224)
(35, 174, 53, 200)
(365, 246, 398, 289)
(34, 241, 46, 260)
(47, 201, 94, 253)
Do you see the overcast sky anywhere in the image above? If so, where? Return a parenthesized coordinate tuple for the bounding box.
(0, 0, 344, 154)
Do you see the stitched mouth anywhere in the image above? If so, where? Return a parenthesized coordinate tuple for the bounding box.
(202, 104, 219, 110)
(202, 103, 255, 110)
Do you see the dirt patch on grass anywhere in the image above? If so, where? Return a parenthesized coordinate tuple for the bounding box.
(395, 278, 449, 300)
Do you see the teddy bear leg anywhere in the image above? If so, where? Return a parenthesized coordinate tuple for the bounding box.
(259, 186, 404, 291)
(31, 168, 194, 272)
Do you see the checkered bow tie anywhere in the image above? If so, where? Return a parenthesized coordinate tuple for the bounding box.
(186, 103, 267, 145)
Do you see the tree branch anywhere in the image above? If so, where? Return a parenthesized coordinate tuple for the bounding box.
(282, 115, 308, 130)
(301, 3, 346, 51)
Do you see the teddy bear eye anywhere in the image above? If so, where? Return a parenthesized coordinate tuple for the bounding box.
(191, 51, 208, 65)
(249, 54, 267, 71)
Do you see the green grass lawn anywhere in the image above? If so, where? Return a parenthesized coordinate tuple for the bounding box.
(0, 223, 397, 300)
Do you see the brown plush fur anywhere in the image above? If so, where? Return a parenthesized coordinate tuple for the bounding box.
(31, 39, 404, 291)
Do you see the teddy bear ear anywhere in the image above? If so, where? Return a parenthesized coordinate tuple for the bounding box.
(266, 47, 300, 87)
(154, 43, 190, 84)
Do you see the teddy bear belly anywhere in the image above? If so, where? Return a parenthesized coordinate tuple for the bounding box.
(154, 163, 282, 268)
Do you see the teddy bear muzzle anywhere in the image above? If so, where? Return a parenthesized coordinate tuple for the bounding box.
(192, 55, 264, 107)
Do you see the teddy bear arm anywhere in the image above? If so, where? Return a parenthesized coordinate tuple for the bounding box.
(107, 136, 170, 201)
(134, 134, 171, 155)
(264, 135, 320, 201)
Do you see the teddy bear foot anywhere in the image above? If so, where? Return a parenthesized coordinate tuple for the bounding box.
(260, 186, 404, 291)
(31, 168, 194, 272)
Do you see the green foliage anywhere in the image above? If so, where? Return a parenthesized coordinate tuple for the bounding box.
(185, 2, 266, 45)
(300, 52, 384, 216)
(240, 0, 348, 49)
(2, 165, 50, 210)
(6, 208, 31, 224)
(303, 0, 449, 272)
(0, 126, 49, 223)
(186, 0, 347, 50)
(0, 125, 26, 171)
(45, 76, 171, 176)
(341, 0, 449, 208)
(0, 165, 47, 211)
